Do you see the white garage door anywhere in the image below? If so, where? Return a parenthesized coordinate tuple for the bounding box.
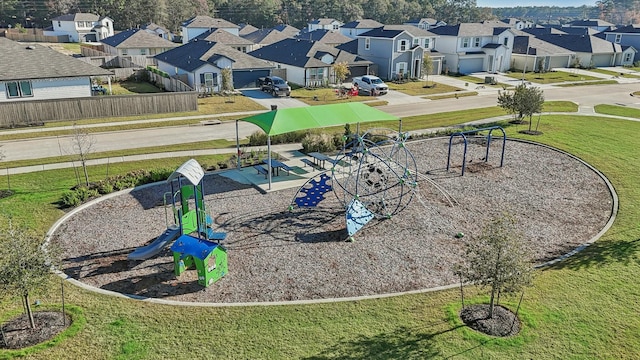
(458, 58, 484, 75)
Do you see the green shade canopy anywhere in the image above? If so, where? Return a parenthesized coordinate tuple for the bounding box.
(239, 102, 400, 136)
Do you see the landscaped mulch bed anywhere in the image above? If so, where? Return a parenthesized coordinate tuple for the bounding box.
(50, 137, 613, 303)
(1, 311, 70, 349)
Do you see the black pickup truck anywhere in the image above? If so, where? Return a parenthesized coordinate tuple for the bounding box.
(258, 76, 291, 97)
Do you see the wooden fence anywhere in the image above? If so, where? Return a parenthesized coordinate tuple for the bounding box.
(2, 28, 66, 42)
(0, 92, 198, 127)
(149, 72, 193, 92)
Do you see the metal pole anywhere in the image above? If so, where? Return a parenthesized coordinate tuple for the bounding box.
(267, 136, 272, 190)
(235, 120, 241, 170)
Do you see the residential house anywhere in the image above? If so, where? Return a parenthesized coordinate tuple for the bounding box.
(340, 19, 383, 39)
(357, 25, 442, 80)
(248, 38, 373, 86)
(142, 23, 175, 42)
(0, 38, 112, 102)
(238, 24, 259, 36)
(194, 28, 255, 53)
(501, 18, 533, 30)
(603, 25, 640, 62)
(43, 13, 114, 42)
(563, 19, 615, 33)
(272, 24, 300, 37)
(534, 33, 633, 67)
(404, 18, 446, 30)
(242, 28, 292, 50)
(307, 18, 343, 32)
(429, 22, 516, 74)
(155, 39, 274, 91)
(295, 29, 352, 46)
(101, 28, 178, 56)
(512, 35, 575, 71)
(181, 16, 239, 43)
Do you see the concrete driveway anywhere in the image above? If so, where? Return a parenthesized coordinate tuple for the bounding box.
(241, 89, 308, 109)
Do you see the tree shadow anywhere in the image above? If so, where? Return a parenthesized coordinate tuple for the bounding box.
(542, 237, 640, 271)
(303, 324, 466, 360)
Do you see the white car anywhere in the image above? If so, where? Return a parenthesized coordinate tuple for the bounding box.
(352, 75, 388, 96)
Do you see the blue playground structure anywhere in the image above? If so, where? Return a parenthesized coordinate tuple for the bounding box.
(446, 126, 506, 176)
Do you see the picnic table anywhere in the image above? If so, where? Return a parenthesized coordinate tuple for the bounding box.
(308, 152, 333, 169)
(262, 159, 292, 176)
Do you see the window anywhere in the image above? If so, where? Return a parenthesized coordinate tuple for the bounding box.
(201, 72, 217, 87)
(122, 49, 128, 55)
(615, 34, 622, 43)
(413, 38, 419, 45)
(399, 39, 407, 51)
(473, 37, 480, 47)
(57, 21, 61, 27)
(364, 37, 370, 50)
(503, 37, 509, 46)
(625, 53, 632, 62)
(6, 81, 33, 98)
(424, 38, 430, 49)
(332, 24, 339, 30)
(309, 68, 324, 80)
(140, 49, 147, 55)
(462, 37, 470, 48)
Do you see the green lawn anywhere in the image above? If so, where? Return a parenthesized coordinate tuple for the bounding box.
(108, 81, 164, 95)
(2, 113, 640, 359)
(387, 80, 464, 95)
(595, 104, 640, 118)
(504, 71, 601, 84)
(588, 68, 640, 79)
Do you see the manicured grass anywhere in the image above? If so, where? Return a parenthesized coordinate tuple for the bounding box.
(555, 80, 618, 87)
(387, 80, 464, 95)
(504, 71, 600, 84)
(425, 91, 478, 100)
(108, 81, 163, 95)
(594, 104, 640, 118)
(542, 101, 578, 112)
(588, 68, 640, 79)
(446, 75, 509, 88)
(291, 88, 367, 105)
(2, 114, 640, 359)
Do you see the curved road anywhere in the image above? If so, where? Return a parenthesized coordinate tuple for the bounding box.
(2, 82, 639, 162)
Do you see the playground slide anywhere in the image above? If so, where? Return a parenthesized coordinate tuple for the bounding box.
(127, 226, 181, 261)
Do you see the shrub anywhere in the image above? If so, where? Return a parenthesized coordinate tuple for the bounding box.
(302, 133, 336, 153)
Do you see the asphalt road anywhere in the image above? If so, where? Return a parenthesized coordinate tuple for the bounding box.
(2, 82, 639, 163)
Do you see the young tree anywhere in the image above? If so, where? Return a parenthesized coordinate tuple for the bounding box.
(332, 61, 350, 85)
(0, 222, 56, 329)
(71, 124, 96, 186)
(497, 84, 545, 127)
(455, 214, 534, 318)
(220, 67, 234, 93)
(422, 53, 434, 85)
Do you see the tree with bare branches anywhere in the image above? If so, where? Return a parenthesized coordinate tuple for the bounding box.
(70, 124, 96, 186)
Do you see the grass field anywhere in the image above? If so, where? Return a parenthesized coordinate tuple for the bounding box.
(1, 112, 639, 358)
(503, 71, 601, 84)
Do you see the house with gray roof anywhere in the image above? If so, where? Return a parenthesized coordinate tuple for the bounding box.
(43, 13, 114, 42)
(501, 18, 533, 30)
(142, 23, 175, 42)
(154, 39, 273, 91)
(307, 18, 343, 32)
(429, 22, 516, 74)
(241, 28, 292, 50)
(248, 38, 373, 87)
(101, 28, 178, 56)
(357, 25, 442, 80)
(239, 24, 259, 36)
(512, 35, 575, 71)
(0, 38, 112, 102)
(273, 24, 300, 37)
(533, 33, 633, 67)
(603, 25, 640, 62)
(295, 29, 352, 46)
(340, 19, 383, 39)
(181, 16, 239, 44)
(564, 19, 615, 32)
(194, 28, 255, 53)
(403, 18, 446, 30)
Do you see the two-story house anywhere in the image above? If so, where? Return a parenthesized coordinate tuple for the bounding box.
(403, 18, 446, 30)
(357, 25, 441, 80)
(340, 19, 383, 39)
(563, 19, 615, 33)
(193, 28, 256, 53)
(141, 23, 175, 42)
(0, 38, 112, 102)
(429, 22, 516, 74)
(181, 16, 239, 44)
(603, 25, 640, 62)
(44, 13, 114, 42)
(307, 18, 343, 32)
(295, 29, 352, 46)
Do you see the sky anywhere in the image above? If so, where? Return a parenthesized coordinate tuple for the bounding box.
(476, 0, 598, 7)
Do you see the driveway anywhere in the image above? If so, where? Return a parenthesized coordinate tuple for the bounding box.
(240, 89, 308, 109)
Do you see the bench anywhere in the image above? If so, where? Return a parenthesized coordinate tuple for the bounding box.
(277, 162, 293, 175)
(253, 165, 268, 178)
(301, 158, 320, 170)
(205, 228, 227, 242)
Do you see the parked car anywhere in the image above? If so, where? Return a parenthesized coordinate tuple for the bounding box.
(91, 84, 107, 95)
(260, 76, 291, 97)
(352, 75, 388, 96)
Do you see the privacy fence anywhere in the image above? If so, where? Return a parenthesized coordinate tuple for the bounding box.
(0, 92, 198, 127)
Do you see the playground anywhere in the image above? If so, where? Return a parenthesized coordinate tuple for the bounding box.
(50, 136, 614, 304)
